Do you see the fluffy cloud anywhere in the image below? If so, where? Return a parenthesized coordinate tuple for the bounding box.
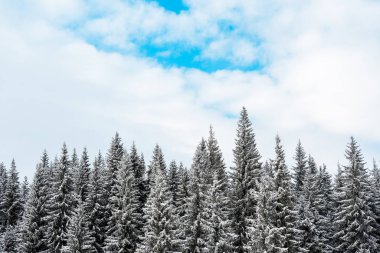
(1, 0, 380, 180)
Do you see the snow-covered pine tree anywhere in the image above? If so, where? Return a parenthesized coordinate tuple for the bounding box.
(87, 152, 108, 252)
(0, 163, 8, 231)
(77, 148, 91, 202)
(136, 168, 175, 253)
(314, 164, 334, 252)
(205, 127, 231, 252)
(119, 153, 142, 253)
(168, 160, 181, 208)
(46, 152, 58, 207)
(183, 139, 209, 253)
(230, 107, 262, 253)
(207, 126, 228, 194)
(295, 155, 319, 252)
(250, 161, 277, 252)
(175, 163, 191, 248)
(48, 143, 78, 252)
(106, 133, 124, 198)
(331, 163, 344, 250)
(106, 152, 142, 253)
(104, 133, 124, 251)
(271, 135, 298, 253)
(71, 148, 80, 193)
(333, 137, 379, 252)
(63, 200, 95, 253)
(168, 161, 184, 252)
(19, 153, 50, 253)
(205, 169, 232, 252)
(20, 177, 29, 213)
(5, 159, 22, 227)
(129, 143, 147, 235)
(177, 163, 190, 218)
(292, 141, 307, 195)
(293, 194, 318, 252)
(147, 144, 167, 191)
(72, 149, 79, 169)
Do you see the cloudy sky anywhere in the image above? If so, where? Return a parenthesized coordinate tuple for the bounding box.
(1, 0, 380, 180)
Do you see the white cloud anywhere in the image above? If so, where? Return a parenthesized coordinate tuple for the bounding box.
(201, 38, 258, 66)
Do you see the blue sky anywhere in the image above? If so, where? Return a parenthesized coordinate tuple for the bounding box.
(75, 0, 265, 72)
(150, 0, 189, 13)
(1, 0, 380, 180)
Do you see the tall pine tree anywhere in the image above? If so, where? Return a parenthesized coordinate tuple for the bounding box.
(205, 127, 231, 252)
(271, 135, 299, 253)
(230, 107, 262, 253)
(87, 152, 108, 252)
(292, 141, 307, 195)
(333, 137, 378, 252)
(20, 152, 50, 253)
(48, 143, 77, 252)
(106, 153, 142, 253)
(136, 169, 176, 253)
(104, 133, 124, 251)
(77, 148, 91, 203)
(184, 139, 209, 253)
(5, 159, 22, 227)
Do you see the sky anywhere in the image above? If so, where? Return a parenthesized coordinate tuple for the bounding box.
(1, 0, 380, 180)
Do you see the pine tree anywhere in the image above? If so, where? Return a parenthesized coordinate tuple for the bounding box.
(106, 153, 142, 253)
(46, 153, 58, 208)
(271, 135, 298, 253)
(250, 164, 277, 252)
(77, 148, 91, 202)
(119, 153, 142, 253)
(129, 143, 146, 235)
(20, 176, 29, 210)
(72, 148, 80, 193)
(183, 139, 209, 253)
(63, 201, 95, 253)
(139, 153, 148, 203)
(48, 143, 77, 252)
(136, 169, 175, 253)
(314, 165, 334, 252)
(205, 171, 231, 252)
(147, 144, 167, 190)
(296, 155, 319, 252)
(20, 152, 50, 253)
(104, 133, 124, 251)
(207, 126, 228, 193)
(0, 163, 8, 231)
(176, 163, 191, 248)
(5, 159, 22, 227)
(332, 163, 345, 250)
(106, 133, 124, 199)
(205, 127, 231, 252)
(168, 161, 181, 208)
(87, 152, 108, 252)
(333, 137, 378, 252)
(293, 141, 307, 195)
(177, 163, 190, 218)
(230, 107, 262, 252)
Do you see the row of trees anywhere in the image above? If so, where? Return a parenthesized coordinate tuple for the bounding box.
(0, 107, 379, 252)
